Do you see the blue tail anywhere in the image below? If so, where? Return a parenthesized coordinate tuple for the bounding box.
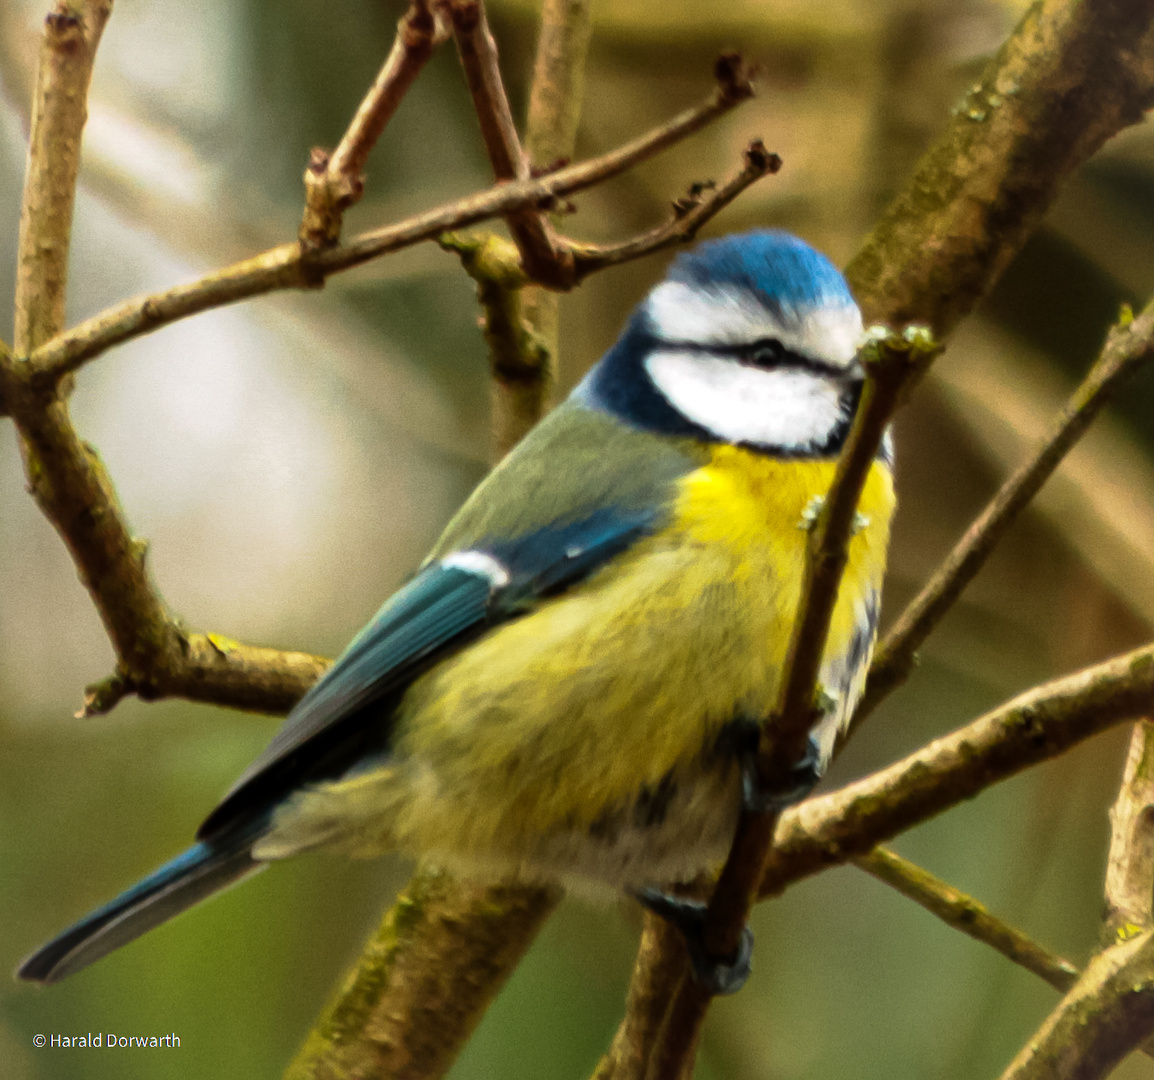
(17, 837, 263, 984)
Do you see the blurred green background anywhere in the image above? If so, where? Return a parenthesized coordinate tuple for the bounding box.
(4, 0, 1154, 1077)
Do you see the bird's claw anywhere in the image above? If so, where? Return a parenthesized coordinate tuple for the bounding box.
(634, 888, 753, 995)
(741, 732, 823, 813)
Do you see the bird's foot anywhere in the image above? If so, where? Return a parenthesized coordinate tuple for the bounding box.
(741, 732, 823, 814)
(634, 888, 753, 995)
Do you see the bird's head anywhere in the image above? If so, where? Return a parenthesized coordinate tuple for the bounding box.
(577, 230, 866, 457)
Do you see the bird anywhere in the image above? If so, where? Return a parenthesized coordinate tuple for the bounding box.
(17, 229, 894, 994)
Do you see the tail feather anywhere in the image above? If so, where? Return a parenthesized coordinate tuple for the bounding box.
(17, 839, 264, 984)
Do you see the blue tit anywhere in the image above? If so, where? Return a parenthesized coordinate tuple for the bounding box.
(18, 229, 894, 994)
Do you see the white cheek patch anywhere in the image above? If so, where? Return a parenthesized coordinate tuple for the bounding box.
(646, 282, 863, 367)
(645, 350, 850, 450)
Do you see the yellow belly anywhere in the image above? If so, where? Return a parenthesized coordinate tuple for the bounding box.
(259, 449, 895, 887)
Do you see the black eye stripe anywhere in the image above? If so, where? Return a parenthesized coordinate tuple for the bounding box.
(646, 335, 855, 379)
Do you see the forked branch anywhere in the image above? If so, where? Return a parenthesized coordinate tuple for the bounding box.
(299, 0, 449, 250)
(28, 57, 757, 385)
(449, 0, 574, 288)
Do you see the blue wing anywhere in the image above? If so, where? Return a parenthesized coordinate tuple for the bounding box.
(197, 505, 658, 840)
(19, 504, 662, 983)
(19, 399, 699, 984)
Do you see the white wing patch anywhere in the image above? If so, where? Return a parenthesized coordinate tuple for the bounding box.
(441, 551, 511, 587)
(645, 350, 850, 450)
(646, 282, 863, 367)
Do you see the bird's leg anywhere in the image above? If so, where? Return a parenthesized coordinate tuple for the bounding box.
(637, 724, 823, 993)
(741, 730, 823, 813)
(633, 887, 754, 996)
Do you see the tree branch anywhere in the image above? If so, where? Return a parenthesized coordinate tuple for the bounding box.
(846, 0, 1154, 332)
(28, 60, 755, 385)
(13, 0, 111, 357)
(299, 0, 448, 250)
(1103, 720, 1154, 942)
(524, 0, 591, 172)
(857, 298, 1154, 727)
(856, 846, 1080, 992)
(635, 328, 939, 1079)
(495, 0, 592, 455)
(996, 931, 1154, 1080)
(284, 872, 560, 1080)
(592, 916, 690, 1080)
(439, 229, 555, 459)
(448, 0, 572, 289)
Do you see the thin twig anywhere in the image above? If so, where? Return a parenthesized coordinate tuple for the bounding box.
(299, 0, 447, 249)
(7, 0, 175, 695)
(524, 0, 591, 171)
(642, 328, 939, 1080)
(718, 331, 931, 932)
(449, 0, 525, 182)
(569, 140, 783, 281)
(29, 61, 755, 384)
(857, 301, 1154, 727)
(859, 846, 1154, 1066)
(856, 846, 1080, 992)
(449, 0, 573, 288)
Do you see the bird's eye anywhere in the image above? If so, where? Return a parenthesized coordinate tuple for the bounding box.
(745, 340, 785, 368)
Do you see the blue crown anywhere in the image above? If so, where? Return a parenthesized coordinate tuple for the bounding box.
(665, 229, 854, 312)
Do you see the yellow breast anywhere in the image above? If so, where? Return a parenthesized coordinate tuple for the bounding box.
(674, 445, 894, 677)
(396, 447, 892, 820)
(268, 447, 895, 879)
